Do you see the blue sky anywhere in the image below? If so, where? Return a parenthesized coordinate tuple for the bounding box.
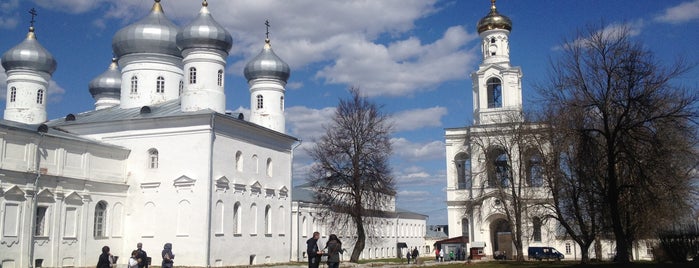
(1, 0, 698, 225)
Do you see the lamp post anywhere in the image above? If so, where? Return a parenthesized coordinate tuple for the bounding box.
(28, 124, 48, 268)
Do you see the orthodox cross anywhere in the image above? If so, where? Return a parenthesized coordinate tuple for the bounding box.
(29, 8, 37, 27)
(265, 19, 271, 40)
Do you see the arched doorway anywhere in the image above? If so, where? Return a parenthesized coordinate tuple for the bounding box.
(489, 218, 513, 259)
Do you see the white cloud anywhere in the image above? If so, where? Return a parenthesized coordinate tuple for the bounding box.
(554, 21, 644, 51)
(31, 0, 102, 14)
(391, 137, 445, 162)
(316, 26, 477, 97)
(285, 105, 335, 141)
(391, 106, 447, 132)
(0, 0, 19, 29)
(655, 0, 699, 24)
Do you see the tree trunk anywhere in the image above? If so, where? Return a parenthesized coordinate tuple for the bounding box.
(349, 215, 366, 263)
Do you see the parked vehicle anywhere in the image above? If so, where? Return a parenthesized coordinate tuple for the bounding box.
(527, 247, 564, 261)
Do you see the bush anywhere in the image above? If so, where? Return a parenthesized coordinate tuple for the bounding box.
(657, 223, 699, 263)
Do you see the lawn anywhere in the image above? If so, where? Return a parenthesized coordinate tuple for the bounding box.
(354, 258, 698, 268)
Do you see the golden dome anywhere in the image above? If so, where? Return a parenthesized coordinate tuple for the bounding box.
(477, 0, 512, 34)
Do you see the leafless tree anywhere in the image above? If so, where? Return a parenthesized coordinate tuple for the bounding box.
(536, 23, 699, 263)
(306, 87, 396, 263)
(469, 111, 547, 262)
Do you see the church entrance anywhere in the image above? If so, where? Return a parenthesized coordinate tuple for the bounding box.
(490, 218, 513, 260)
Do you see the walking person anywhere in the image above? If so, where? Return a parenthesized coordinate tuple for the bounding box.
(406, 249, 411, 264)
(97, 246, 114, 268)
(135, 243, 148, 268)
(306, 231, 322, 268)
(324, 234, 342, 268)
(439, 249, 444, 262)
(412, 247, 419, 264)
(161, 243, 175, 268)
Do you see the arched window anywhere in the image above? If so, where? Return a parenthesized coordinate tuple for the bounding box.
(233, 202, 241, 234)
(487, 77, 502, 108)
(487, 148, 510, 187)
(532, 217, 542, 242)
(36, 89, 44, 104)
(10, 87, 16, 102)
(156, 76, 165, 93)
(280, 96, 284, 111)
(256, 95, 263, 109)
(235, 151, 243, 172)
(131, 76, 138, 94)
(250, 203, 258, 235)
(454, 153, 471, 189)
(461, 218, 469, 239)
(189, 67, 197, 84)
(491, 37, 496, 44)
(148, 148, 159, 169)
(217, 69, 223, 86)
(266, 158, 273, 177)
(527, 151, 544, 187)
(94, 201, 108, 238)
(252, 155, 259, 174)
(179, 80, 184, 96)
(265, 205, 272, 234)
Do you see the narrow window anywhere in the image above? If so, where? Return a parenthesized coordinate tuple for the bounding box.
(233, 202, 241, 234)
(533, 217, 542, 242)
(35, 206, 48, 236)
(10, 87, 16, 102)
(148, 148, 159, 169)
(280, 96, 284, 111)
(179, 80, 184, 96)
(266, 158, 273, 177)
(217, 69, 223, 86)
(156, 76, 165, 93)
(94, 201, 107, 238)
(528, 152, 544, 187)
(235, 151, 243, 172)
(256, 95, 263, 109)
(189, 67, 197, 84)
(491, 37, 496, 44)
(566, 243, 572, 254)
(265, 205, 272, 234)
(455, 153, 471, 189)
(131, 76, 138, 94)
(251, 203, 258, 235)
(488, 148, 509, 187)
(487, 77, 502, 108)
(36, 89, 44, 104)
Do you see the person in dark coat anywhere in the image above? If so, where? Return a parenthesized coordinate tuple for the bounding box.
(324, 234, 343, 268)
(161, 243, 174, 268)
(135, 242, 148, 268)
(97, 246, 113, 268)
(306, 231, 322, 268)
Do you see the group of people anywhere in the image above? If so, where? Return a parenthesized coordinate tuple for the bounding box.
(306, 231, 344, 268)
(97, 243, 174, 268)
(405, 247, 420, 264)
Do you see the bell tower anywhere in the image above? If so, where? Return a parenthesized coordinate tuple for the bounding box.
(471, 0, 523, 125)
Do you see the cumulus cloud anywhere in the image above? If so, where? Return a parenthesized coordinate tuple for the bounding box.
(553, 20, 644, 51)
(31, 0, 102, 14)
(0, 0, 19, 29)
(316, 26, 477, 97)
(655, 0, 699, 24)
(391, 106, 447, 132)
(391, 137, 445, 162)
(285, 105, 336, 141)
(394, 165, 445, 186)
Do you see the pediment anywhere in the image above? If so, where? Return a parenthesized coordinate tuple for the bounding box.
(65, 191, 84, 205)
(174, 175, 196, 187)
(250, 181, 262, 189)
(5, 185, 26, 196)
(37, 189, 55, 203)
(216, 176, 230, 191)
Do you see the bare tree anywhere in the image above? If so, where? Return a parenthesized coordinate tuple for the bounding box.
(307, 87, 396, 263)
(469, 111, 546, 262)
(537, 23, 699, 263)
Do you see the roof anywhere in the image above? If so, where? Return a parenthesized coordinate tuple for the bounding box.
(0, 119, 128, 150)
(434, 236, 469, 245)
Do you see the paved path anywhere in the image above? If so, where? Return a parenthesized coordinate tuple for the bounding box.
(261, 260, 473, 268)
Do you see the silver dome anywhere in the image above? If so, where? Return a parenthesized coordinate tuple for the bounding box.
(112, 0, 181, 58)
(244, 40, 290, 82)
(177, 1, 232, 52)
(1, 27, 57, 74)
(89, 58, 121, 97)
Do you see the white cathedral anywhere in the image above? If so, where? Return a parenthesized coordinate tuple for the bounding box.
(0, 0, 299, 267)
(0, 1, 429, 267)
(445, 0, 654, 261)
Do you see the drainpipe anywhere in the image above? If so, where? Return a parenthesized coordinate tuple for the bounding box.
(206, 114, 215, 267)
(289, 140, 301, 262)
(29, 125, 48, 268)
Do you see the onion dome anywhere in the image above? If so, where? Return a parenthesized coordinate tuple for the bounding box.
(1, 27, 57, 74)
(89, 58, 121, 97)
(477, 0, 512, 34)
(177, 0, 233, 52)
(244, 39, 290, 82)
(112, 0, 181, 58)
